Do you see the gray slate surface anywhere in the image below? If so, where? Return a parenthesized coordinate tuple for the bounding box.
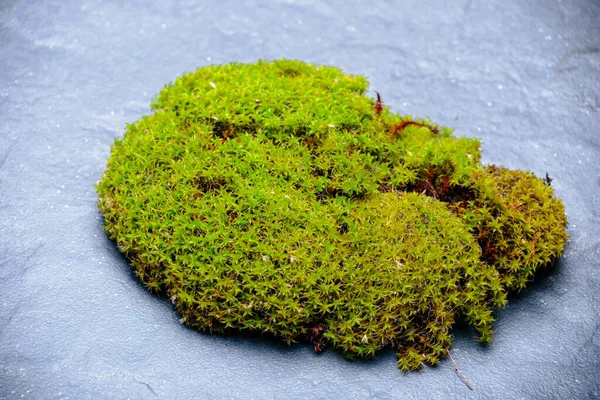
(1, 0, 599, 399)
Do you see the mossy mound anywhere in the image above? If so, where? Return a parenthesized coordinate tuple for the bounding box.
(96, 59, 568, 371)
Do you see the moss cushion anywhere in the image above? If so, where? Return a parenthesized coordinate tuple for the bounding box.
(96, 59, 568, 370)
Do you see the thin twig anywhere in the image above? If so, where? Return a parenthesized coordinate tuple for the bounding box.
(449, 352, 473, 391)
(374, 91, 383, 116)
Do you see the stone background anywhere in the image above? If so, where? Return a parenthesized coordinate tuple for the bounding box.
(1, 0, 599, 398)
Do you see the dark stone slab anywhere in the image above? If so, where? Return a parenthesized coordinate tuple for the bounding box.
(1, 0, 599, 398)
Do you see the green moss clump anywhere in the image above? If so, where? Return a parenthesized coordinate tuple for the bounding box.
(96, 59, 568, 371)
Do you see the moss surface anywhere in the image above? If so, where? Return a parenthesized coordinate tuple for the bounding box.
(96, 59, 568, 371)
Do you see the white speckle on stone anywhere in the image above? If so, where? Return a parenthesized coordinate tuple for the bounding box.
(346, 25, 356, 32)
(498, 84, 503, 89)
(418, 60, 432, 70)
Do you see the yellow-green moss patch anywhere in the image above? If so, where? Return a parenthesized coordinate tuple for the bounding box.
(96, 59, 568, 371)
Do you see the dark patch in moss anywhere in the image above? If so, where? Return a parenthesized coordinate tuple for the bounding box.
(405, 166, 476, 207)
(193, 176, 228, 192)
(309, 323, 327, 352)
(212, 121, 234, 142)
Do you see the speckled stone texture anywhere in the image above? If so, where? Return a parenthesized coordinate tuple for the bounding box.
(1, 0, 599, 399)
